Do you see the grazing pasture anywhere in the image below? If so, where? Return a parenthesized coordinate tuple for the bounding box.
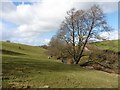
(1, 41, 118, 88)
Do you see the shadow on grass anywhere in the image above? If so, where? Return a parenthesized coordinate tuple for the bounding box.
(2, 56, 85, 74)
(1, 49, 26, 56)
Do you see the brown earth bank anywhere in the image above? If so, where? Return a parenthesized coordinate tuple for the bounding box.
(55, 49, 119, 75)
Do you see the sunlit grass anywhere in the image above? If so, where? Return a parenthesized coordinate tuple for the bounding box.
(91, 40, 119, 52)
(1, 41, 118, 88)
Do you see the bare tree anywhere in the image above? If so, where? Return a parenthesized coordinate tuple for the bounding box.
(57, 5, 112, 64)
(48, 35, 67, 58)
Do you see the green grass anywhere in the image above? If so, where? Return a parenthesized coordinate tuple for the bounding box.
(91, 40, 119, 52)
(1, 41, 118, 88)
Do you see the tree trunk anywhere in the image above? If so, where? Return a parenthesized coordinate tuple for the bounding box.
(75, 21, 94, 64)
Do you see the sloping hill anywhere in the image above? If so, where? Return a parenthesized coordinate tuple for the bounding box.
(1, 42, 118, 88)
(90, 40, 119, 52)
(81, 40, 119, 74)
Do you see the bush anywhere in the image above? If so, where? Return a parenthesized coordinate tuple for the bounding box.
(88, 49, 119, 73)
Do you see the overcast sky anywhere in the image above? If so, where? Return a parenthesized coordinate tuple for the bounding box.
(0, 0, 119, 46)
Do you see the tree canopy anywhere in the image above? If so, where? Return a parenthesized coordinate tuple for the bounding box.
(49, 5, 112, 64)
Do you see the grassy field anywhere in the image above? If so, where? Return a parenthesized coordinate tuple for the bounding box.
(91, 40, 119, 52)
(1, 41, 119, 88)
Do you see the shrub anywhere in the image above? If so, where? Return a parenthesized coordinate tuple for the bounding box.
(88, 49, 118, 73)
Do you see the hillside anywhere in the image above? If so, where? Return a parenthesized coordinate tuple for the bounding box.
(1, 41, 118, 88)
(78, 40, 119, 74)
(90, 40, 119, 52)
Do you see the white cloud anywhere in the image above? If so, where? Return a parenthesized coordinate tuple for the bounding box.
(10, 37, 50, 46)
(100, 30, 118, 40)
(1, 23, 15, 41)
(97, 2, 118, 13)
(1, 0, 118, 45)
(1, 1, 73, 37)
(43, 39, 50, 44)
(0, 22, 2, 40)
(1, 0, 119, 2)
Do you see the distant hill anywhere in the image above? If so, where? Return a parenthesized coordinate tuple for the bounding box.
(90, 40, 119, 52)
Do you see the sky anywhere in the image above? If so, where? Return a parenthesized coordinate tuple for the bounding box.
(0, 0, 119, 46)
